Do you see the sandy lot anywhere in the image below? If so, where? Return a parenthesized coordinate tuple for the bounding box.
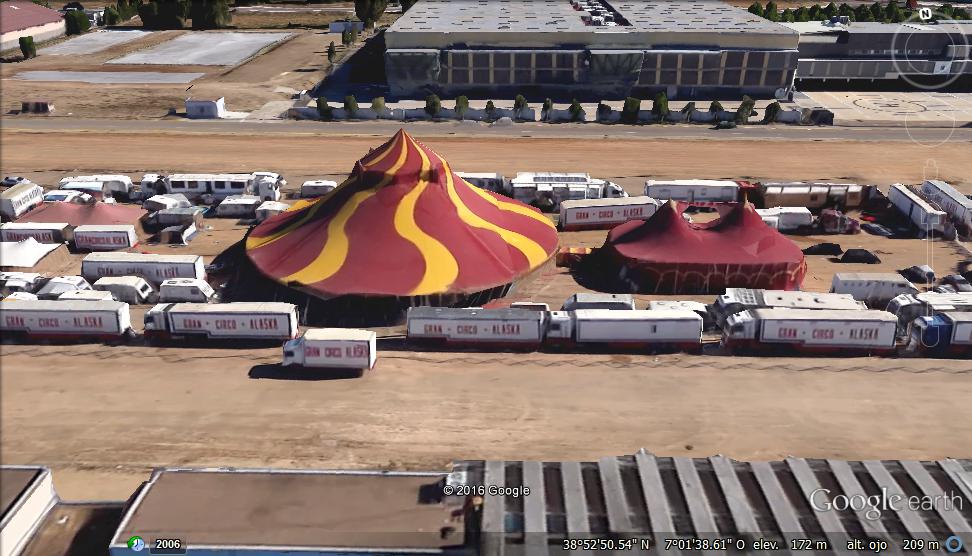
(2, 131, 971, 501)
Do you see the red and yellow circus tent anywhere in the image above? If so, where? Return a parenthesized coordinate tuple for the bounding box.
(244, 130, 558, 313)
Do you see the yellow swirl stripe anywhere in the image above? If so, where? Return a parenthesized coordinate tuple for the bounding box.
(456, 170, 555, 229)
(437, 154, 551, 269)
(362, 131, 403, 167)
(395, 147, 459, 295)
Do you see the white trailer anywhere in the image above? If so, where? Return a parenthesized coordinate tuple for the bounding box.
(760, 182, 864, 209)
(299, 180, 338, 198)
(886, 292, 972, 336)
(143, 302, 298, 341)
(723, 308, 897, 354)
(3, 291, 38, 301)
(216, 195, 261, 218)
(643, 179, 739, 203)
(714, 288, 866, 326)
(509, 301, 550, 312)
(756, 207, 813, 231)
(568, 309, 703, 351)
(82, 252, 205, 285)
(921, 179, 972, 229)
(406, 307, 546, 348)
(255, 201, 290, 222)
(455, 172, 509, 194)
(559, 196, 660, 231)
(158, 278, 215, 303)
(143, 194, 191, 212)
(141, 172, 284, 203)
(0, 299, 133, 340)
(59, 175, 134, 200)
(0, 222, 70, 243)
(888, 183, 946, 232)
(282, 328, 377, 370)
(72, 225, 138, 251)
(0, 272, 43, 294)
(58, 289, 116, 301)
(0, 183, 44, 221)
(561, 293, 635, 311)
(35, 276, 92, 299)
(831, 273, 918, 307)
(93, 276, 156, 304)
(911, 312, 972, 356)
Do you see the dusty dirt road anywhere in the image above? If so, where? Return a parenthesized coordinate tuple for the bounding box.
(3, 345, 970, 500)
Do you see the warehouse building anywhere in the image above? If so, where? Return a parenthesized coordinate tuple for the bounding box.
(783, 20, 971, 83)
(1, 1, 66, 52)
(385, 0, 800, 99)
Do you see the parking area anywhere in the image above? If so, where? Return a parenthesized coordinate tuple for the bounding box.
(40, 31, 151, 56)
(801, 91, 972, 125)
(108, 32, 292, 66)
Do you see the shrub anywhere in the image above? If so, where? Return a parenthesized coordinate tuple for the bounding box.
(762, 100, 782, 123)
(344, 95, 358, 116)
(350, 27, 359, 43)
(190, 0, 231, 30)
(327, 41, 336, 63)
(568, 99, 584, 122)
(748, 2, 763, 17)
(541, 98, 553, 121)
(680, 101, 697, 119)
(455, 95, 469, 120)
(485, 100, 496, 119)
(103, 5, 120, 25)
(621, 96, 641, 124)
(424, 94, 441, 117)
(514, 94, 528, 113)
(596, 102, 611, 121)
(370, 96, 385, 114)
(64, 10, 90, 34)
(735, 95, 756, 124)
(651, 91, 669, 121)
(341, 29, 351, 45)
(19, 36, 37, 59)
(709, 100, 724, 113)
(316, 97, 333, 120)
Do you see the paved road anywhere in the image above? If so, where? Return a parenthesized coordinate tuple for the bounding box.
(4, 117, 971, 143)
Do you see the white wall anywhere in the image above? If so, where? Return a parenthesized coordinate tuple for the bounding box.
(1, 20, 66, 52)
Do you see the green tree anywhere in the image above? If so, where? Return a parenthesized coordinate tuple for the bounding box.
(808, 4, 823, 19)
(541, 98, 553, 120)
(621, 96, 641, 124)
(103, 5, 120, 24)
(485, 100, 496, 119)
(139, 0, 187, 30)
(651, 91, 669, 121)
(709, 100, 724, 113)
(514, 94, 528, 116)
(764, 0, 779, 20)
(794, 6, 810, 21)
(350, 26, 358, 43)
(190, 0, 231, 30)
(424, 94, 441, 117)
(455, 95, 469, 120)
(400, 0, 416, 12)
(823, 1, 837, 17)
(568, 99, 584, 122)
(316, 97, 333, 120)
(870, 1, 884, 21)
(855, 4, 873, 21)
(781, 7, 795, 21)
(354, 0, 387, 28)
(327, 41, 336, 63)
(680, 101, 697, 115)
(341, 29, 351, 45)
(885, 0, 901, 22)
(735, 95, 756, 124)
(18, 36, 37, 59)
(596, 102, 611, 121)
(748, 1, 763, 17)
(838, 3, 855, 18)
(64, 10, 90, 34)
(762, 100, 782, 124)
(370, 96, 385, 114)
(344, 95, 358, 116)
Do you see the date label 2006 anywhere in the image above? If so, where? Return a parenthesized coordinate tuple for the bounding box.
(151, 538, 186, 555)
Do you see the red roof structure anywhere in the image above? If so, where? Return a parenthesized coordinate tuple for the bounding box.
(17, 202, 146, 227)
(245, 130, 558, 301)
(1, 1, 64, 34)
(602, 201, 806, 293)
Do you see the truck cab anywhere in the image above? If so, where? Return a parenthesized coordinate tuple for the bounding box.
(282, 338, 304, 366)
(142, 304, 170, 332)
(251, 172, 285, 201)
(545, 311, 574, 341)
(723, 311, 757, 340)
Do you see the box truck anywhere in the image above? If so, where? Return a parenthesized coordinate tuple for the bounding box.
(831, 273, 918, 307)
(216, 195, 262, 218)
(886, 292, 972, 337)
(910, 312, 972, 357)
(756, 207, 813, 231)
(144, 302, 298, 341)
(0, 183, 44, 221)
(550, 309, 703, 352)
(723, 308, 898, 354)
(643, 179, 739, 203)
(93, 276, 156, 304)
(921, 179, 972, 229)
(0, 299, 133, 340)
(158, 278, 215, 303)
(0, 222, 70, 243)
(888, 183, 946, 233)
(406, 307, 546, 349)
(559, 196, 660, 231)
(82, 253, 205, 285)
(713, 288, 866, 327)
(282, 328, 377, 370)
(72, 225, 138, 251)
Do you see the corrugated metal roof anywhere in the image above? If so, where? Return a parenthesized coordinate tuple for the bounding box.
(0, 1, 63, 34)
(452, 450, 972, 549)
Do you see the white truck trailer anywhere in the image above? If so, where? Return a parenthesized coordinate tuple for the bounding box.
(713, 288, 866, 326)
(559, 196, 660, 231)
(761, 182, 865, 209)
(140, 172, 285, 203)
(921, 179, 972, 229)
(144, 302, 299, 341)
(82, 253, 205, 285)
(546, 309, 703, 352)
(299, 180, 338, 198)
(886, 292, 972, 336)
(455, 172, 509, 195)
(0, 272, 43, 294)
(561, 293, 636, 311)
(406, 307, 546, 349)
(58, 175, 134, 200)
(215, 195, 262, 218)
(723, 308, 898, 354)
(0, 222, 70, 243)
(888, 183, 946, 233)
(255, 201, 290, 222)
(0, 299, 133, 340)
(58, 290, 116, 301)
(831, 273, 918, 307)
(282, 328, 377, 370)
(72, 225, 138, 251)
(0, 183, 44, 221)
(910, 312, 972, 356)
(643, 179, 739, 203)
(756, 207, 813, 231)
(93, 276, 156, 304)
(159, 278, 215, 303)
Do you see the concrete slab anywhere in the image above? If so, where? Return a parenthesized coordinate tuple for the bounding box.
(40, 31, 150, 55)
(13, 71, 204, 84)
(799, 91, 972, 125)
(107, 32, 291, 66)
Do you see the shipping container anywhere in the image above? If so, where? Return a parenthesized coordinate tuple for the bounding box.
(562, 293, 635, 311)
(911, 312, 972, 356)
(72, 225, 138, 251)
(144, 302, 298, 341)
(299, 180, 338, 198)
(888, 184, 946, 233)
(158, 278, 215, 303)
(643, 179, 739, 203)
(0, 299, 132, 340)
(570, 309, 702, 350)
(82, 252, 205, 285)
(282, 328, 377, 369)
(93, 276, 156, 304)
(406, 307, 545, 348)
(723, 308, 897, 354)
(0, 222, 70, 243)
(215, 195, 261, 218)
(831, 273, 918, 307)
(559, 196, 660, 231)
(0, 183, 44, 221)
(921, 179, 972, 229)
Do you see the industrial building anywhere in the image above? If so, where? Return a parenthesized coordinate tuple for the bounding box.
(385, 0, 800, 99)
(783, 20, 972, 83)
(0, 1, 66, 52)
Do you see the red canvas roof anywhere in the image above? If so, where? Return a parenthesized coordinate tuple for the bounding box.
(16, 202, 146, 227)
(246, 130, 559, 298)
(604, 202, 806, 292)
(1, 1, 64, 34)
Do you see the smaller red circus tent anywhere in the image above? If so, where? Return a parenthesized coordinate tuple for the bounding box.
(602, 201, 806, 293)
(16, 202, 146, 227)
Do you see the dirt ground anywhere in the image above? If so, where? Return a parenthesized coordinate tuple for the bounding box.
(2, 131, 971, 501)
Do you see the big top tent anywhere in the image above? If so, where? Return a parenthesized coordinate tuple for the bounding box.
(602, 201, 806, 293)
(243, 130, 558, 315)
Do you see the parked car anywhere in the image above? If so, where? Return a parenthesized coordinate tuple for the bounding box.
(942, 274, 972, 293)
(2, 176, 32, 187)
